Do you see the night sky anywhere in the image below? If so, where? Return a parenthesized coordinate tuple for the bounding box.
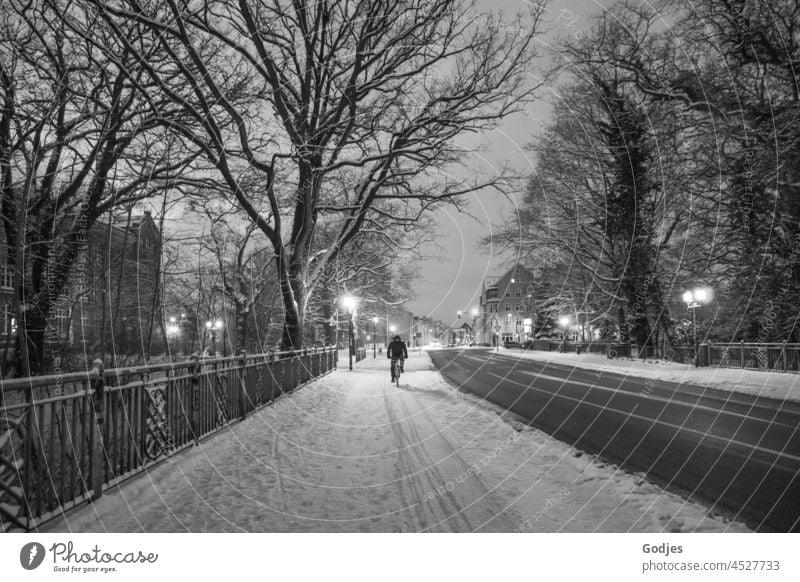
(408, 0, 602, 324)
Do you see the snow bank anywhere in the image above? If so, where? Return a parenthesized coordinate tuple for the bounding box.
(489, 347, 800, 403)
(43, 351, 748, 533)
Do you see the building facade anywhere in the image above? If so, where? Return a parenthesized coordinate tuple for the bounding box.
(412, 315, 448, 347)
(474, 265, 537, 346)
(1, 210, 162, 369)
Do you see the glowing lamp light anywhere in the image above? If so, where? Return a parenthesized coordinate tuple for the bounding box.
(683, 287, 712, 306)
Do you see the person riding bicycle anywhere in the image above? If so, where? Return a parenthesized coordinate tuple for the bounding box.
(387, 335, 408, 380)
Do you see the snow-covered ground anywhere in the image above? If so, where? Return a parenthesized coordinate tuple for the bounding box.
(488, 346, 800, 403)
(43, 351, 749, 533)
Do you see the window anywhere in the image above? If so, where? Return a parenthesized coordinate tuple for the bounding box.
(505, 304, 511, 312)
(1, 302, 13, 335)
(515, 289, 521, 298)
(54, 307, 68, 336)
(486, 288, 498, 300)
(1, 261, 13, 289)
(516, 304, 522, 311)
(516, 318, 523, 327)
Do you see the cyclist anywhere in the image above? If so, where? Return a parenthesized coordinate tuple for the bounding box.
(386, 334, 408, 381)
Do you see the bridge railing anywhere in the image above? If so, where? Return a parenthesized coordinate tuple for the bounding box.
(0, 346, 337, 532)
(519, 339, 800, 373)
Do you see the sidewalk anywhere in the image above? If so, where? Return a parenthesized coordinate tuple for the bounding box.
(44, 351, 748, 532)
(491, 347, 800, 403)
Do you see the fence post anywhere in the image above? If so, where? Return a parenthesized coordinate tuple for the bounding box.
(698, 343, 709, 367)
(89, 358, 106, 501)
(781, 340, 787, 372)
(239, 350, 248, 420)
(190, 354, 201, 445)
(740, 340, 745, 368)
(311, 346, 317, 377)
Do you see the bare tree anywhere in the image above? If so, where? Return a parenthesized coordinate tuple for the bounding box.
(0, 1, 205, 374)
(202, 205, 274, 354)
(491, 8, 709, 350)
(596, 0, 800, 341)
(90, 0, 546, 349)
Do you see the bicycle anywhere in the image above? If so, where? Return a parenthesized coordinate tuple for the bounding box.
(390, 357, 403, 386)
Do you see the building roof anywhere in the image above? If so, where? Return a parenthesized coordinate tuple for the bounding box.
(483, 264, 537, 295)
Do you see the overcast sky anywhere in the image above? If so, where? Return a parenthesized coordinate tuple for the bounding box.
(407, 0, 604, 324)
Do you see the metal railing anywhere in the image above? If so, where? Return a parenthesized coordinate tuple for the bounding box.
(0, 346, 337, 532)
(706, 341, 800, 372)
(518, 339, 800, 373)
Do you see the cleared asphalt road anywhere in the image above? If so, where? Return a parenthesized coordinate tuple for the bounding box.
(428, 348, 800, 532)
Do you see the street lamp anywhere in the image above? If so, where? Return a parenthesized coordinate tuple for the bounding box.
(489, 317, 499, 351)
(559, 315, 570, 351)
(204, 319, 223, 356)
(372, 316, 378, 358)
(683, 287, 712, 367)
(166, 316, 181, 356)
(341, 295, 357, 371)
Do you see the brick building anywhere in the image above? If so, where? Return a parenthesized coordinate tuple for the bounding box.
(0, 210, 162, 367)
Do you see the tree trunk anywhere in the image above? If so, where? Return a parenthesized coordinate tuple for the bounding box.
(277, 248, 306, 350)
(235, 304, 247, 354)
(280, 286, 303, 350)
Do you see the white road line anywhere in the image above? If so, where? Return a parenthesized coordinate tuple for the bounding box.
(485, 371, 800, 464)
(512, 370, 797, 430)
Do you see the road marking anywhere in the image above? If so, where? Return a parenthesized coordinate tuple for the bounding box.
(460, 352, 797, 420)
(512, 370, 797, 430)
(485, 371, 800, 464)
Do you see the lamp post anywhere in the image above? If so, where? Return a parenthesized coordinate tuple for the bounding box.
(489, 317, 499, 351)
(559, 315, 570, 352)
(166, 316, 181, 357)
(179, 313, 187, 354)
(372, 317, 378, 358)
(682, 288, 711, 367)
(342, 295, 357, 371)
(204, 319, 223, 356)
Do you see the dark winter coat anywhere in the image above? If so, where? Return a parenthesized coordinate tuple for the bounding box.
(387, 340, 408, 359)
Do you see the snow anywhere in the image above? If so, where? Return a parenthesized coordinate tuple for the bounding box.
(488, 346, 800, 403)
(43, 351, 749, 533)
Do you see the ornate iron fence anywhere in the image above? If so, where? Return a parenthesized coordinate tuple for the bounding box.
(0, 347, 337, 532)
(519, 339, 800, 373)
